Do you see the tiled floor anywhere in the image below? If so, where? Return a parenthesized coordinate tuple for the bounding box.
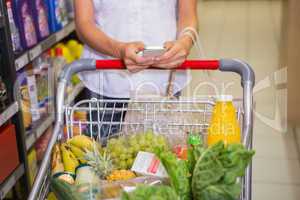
(185, 0, 300, 199)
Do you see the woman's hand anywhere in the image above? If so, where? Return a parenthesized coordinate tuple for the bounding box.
(153, 36, 193, 69)
(119, 42, 154, 73)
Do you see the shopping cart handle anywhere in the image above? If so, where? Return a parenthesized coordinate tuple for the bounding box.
(96, 60, 220, 70)
(60, 58, 254, 86)
(95, 59, 255, 84)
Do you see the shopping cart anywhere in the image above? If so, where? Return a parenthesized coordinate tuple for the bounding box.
(28, 59, 255, 200)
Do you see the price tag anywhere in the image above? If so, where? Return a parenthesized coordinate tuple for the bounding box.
(15, 54, 29, 71)
(56, 29, 65, 42)
(41, 34, 57, 50)
(29, 45, 42, 60)
(66, 22, 75, 34)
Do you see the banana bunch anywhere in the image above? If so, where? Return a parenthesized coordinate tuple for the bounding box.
(67, 135, 102, 164)
(51, 135, 102, 176)
(51, 144, 64, 176)
(61, 143, 79, 174)
(67, 135, 101, 151)
(68, 144, 87, 164)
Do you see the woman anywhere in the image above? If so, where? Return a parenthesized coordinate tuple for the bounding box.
(74, 0, 198, 137)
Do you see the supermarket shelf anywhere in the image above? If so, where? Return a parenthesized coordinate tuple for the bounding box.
(15, 21, 75, 71)
(0, 102, 19, 127)
(66, 83, 85, 105)
(25, 83, 84, 150)
(26, 113, 55, 151)
(0, 164, 25, 200)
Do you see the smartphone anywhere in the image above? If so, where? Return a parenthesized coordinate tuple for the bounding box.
(138, 46, 165, 58)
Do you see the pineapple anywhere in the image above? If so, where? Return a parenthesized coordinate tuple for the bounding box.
(84, 141, 114, 179)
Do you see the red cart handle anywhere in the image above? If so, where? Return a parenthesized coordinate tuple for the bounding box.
(95, 60, 220, 70)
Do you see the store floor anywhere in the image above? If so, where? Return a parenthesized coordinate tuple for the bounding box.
(184, 0, 300, 199)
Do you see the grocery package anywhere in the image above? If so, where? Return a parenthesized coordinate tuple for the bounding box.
(45, 0, 68, 32)
(52, 47, 66, 87)
(0, 76, 8, 112)
(131, 151, 168, 178)
(35, 126, 53, 162)
(29, 0, 50, 41)
(65, 0, 74, 19)
(0, 124, 19, 184)
(12, 0, 38, 49)
(26, 69, 40, 122)
(57, 0, 69, 26)
(51, 40, 83, 87)
(45, 0, 62, 32)
(66, 39, 83, 60)
(17, 70, 32, 129)
(207, 95, 241, 146)
(27, 148, 38, 186)
(6, 0, 22, 52)
(32, 54, 52, 116)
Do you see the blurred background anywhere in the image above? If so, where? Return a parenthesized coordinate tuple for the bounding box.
(185, 0, 300, 199)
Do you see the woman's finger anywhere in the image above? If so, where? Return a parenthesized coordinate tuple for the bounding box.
(155, 52, 186, 65)
(164, 41, 175, 51)
(156, 44, 180, 62)
(127, 64, 150, 73)
(153, 58, 185, 69)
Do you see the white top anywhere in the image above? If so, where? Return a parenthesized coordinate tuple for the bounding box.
(217, 95, 233, 102)
(79, 0, 190, 98)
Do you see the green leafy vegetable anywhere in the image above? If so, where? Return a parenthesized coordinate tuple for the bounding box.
(199, 183, 241, 200)
(192, 141, 255, 200)
(121, 185, 179, 200)
(220, 143, 255, 184)
(155, 149, 191, 200)
(187, 134, 205, 175)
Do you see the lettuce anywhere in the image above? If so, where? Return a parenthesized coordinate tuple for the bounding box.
(121, 185, 179, 200)
(155, 149, 191, 200)
(192, 141, 255, 200)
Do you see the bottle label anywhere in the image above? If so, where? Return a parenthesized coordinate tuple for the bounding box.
(22, 3, 37, 47)
(36, 0, 50, 37)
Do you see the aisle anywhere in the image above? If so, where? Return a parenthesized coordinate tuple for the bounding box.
(185, 0, 300, 199)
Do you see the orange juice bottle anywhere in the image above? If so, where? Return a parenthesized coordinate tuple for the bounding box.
(207, 95, 241, 146)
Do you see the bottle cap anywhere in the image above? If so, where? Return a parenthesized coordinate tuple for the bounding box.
(217, 95, 233, 102)
(188, 133, 201, 146)
(55, 47, 63, 56)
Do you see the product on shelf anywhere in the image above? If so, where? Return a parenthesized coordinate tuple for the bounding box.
(26, 68, 41, 122)
(30, 0, 50, 41)
(6, 0, 22, 52)
(18, 70, 32, 129)
(0, 124, 19, 184)
(27, 148, 38, 186)
(12, 0, 38, 49)
(35, 125, 53, 162)
(45, 0, 63, 33)
(52, 47, 66, 87)
(32, 54, 52, 116)
(0, 76, 8, 112)
(58, 0, 69, 26)
(207, 95, 241, 146)
(65, 0, 74, 19)
(66, 39, 83, 60)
